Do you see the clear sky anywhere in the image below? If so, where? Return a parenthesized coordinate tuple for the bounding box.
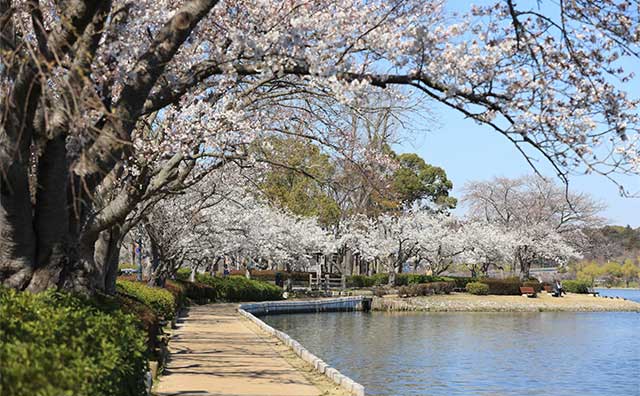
(390, 1, 640, 228)
(393, 104, 640, 227)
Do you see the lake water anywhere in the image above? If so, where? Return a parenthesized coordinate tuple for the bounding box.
(263, 293, 640, 396)
(596, 288, 640, 303)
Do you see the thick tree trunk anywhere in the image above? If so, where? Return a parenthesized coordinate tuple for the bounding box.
(95, 226, 122, 294)
(517, 246, 531, 280)
(342, 248, 353, 276)
(0, 161, 36, 289)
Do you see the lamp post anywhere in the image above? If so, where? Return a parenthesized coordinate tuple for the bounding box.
(136, 224, 144, 281)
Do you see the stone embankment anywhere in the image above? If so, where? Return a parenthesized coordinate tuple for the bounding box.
(239, 297, 369, 396)
(372, 292, 640, 312)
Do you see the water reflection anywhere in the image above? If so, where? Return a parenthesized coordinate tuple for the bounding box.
(263, 311, 640, 396)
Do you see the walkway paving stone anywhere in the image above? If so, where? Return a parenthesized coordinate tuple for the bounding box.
(154, 304, 322, 396)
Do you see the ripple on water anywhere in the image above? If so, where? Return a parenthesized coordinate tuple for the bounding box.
(263, 310, 640, 396)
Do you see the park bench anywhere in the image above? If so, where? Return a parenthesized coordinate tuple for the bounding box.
(519, 286, 537, 298)
(587, 287, 600, 296)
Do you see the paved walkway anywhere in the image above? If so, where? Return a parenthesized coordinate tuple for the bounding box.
(154, 304, 323, 396)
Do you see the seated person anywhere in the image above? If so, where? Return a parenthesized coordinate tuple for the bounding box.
(554, 280, 565, 297)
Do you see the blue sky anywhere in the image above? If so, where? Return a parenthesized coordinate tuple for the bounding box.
(394, 105, 640, 227)
(390, 1, 640, 227)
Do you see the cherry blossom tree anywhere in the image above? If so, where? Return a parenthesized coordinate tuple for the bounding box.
(462, 175, 597, 277)
(457, 220, 516, 278)
(141, 174, 332, 284)
(334, 211, 465, 276)
(1, 0, 638, 293)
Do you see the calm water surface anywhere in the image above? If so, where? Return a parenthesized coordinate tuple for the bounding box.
(596, 288, 640, 303)
(263, 296, 640, 396)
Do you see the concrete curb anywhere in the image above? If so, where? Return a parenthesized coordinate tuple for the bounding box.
(239, 298, 366, 396)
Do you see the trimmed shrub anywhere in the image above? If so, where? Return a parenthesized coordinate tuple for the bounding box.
(173, 280, 217, 304)
(195, 274, 283, 302)
(231, 270, 313, 282)
(345, 273, 390, 287)
(116, 279, 177, 321)
(0, 288, 148, 396)
(111, 294, 161, 355)
(449, 277, 477, 289)
(395, 274, 452, 286)
(346, 275, 376, 288)
(563, 280, 590, 294)
(371, 273, 390, 285)
(175, 268, 191, 281)
(465, 282, 490, 295)
(479, 278, 522, 295)
(398, 281, 454, 297)
(164, 280, 187, 308)
(373, 287, 387, 297)
(428, 281, 455, 294)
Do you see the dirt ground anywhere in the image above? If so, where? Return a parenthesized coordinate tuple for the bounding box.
(373, 291, 640, 312)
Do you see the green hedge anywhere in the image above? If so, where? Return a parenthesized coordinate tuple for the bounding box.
(398, 281, 454, 297)
(347, 274, 472, 288)
(0, 288, 147, 396)
(396, 274, 453, 286)
(346, 275, 375, 288)
(345, 273, 454, 287)
(116, 280, 177, 321)
(195, 274, 283, 302)
(449, 277, 477, 289)
(563, 280, 590, 294)
(164, 280, 187, 308)
(465, 282, 489, 295)
(479, 278, 522, 295)
(175, 268, 191, 281)
(345, 273, 389, 287)
(231, 270, 313, 282)
(171, 280, 217, 304)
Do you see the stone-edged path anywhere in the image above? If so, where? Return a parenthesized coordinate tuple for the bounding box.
(154, 304, 326, 396)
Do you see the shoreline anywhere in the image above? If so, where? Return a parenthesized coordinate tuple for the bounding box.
(154, 304, 350, 396)
(239, 310, 352, 396)
(370, 292, 640, 312)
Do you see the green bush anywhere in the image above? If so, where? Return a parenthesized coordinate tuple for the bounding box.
(427, 281, 455, 294)
(195, 274, 283, 302)
(345, 273, 390, 287)
(173, 280, 217, 304)
(175, 268, 191, 281)
(346, 275, 376, 288)
(116, 280, 177, 321)
(398, 281, 455, 297)
(371, 273, 390, 285)
(0, 288, 147, 396)
(111, 294, 161, 355)
(465, 282, 490, 295)
(562, 280, 590, 294)
(164, 280, 187, 308)
(373, 287, 387, 297)
(395, 274, 451, 286)
(449, 277, 477, 289)
(479, 278, 522, 295)
(233, 270, 313, 282)
(348, 273, 449, 288)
